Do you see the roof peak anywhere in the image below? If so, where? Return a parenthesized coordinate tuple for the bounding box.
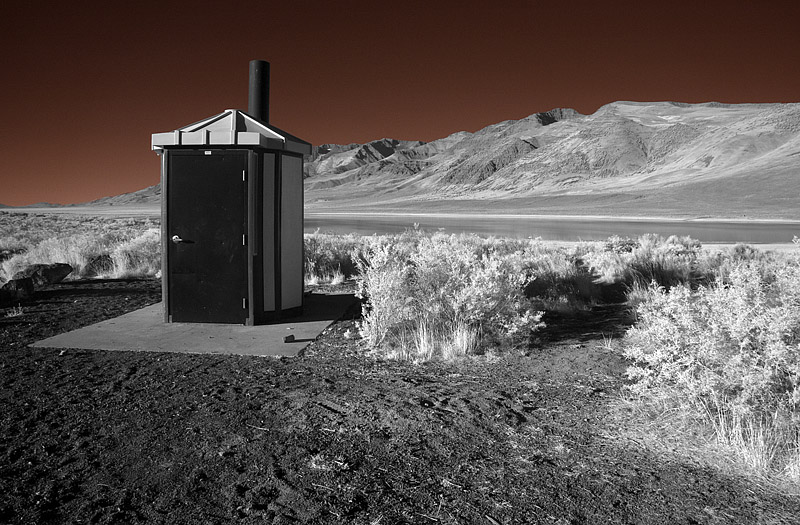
(152, 109, 310, 155)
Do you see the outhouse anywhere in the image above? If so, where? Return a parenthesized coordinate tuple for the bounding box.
(152, 60, 311, 325)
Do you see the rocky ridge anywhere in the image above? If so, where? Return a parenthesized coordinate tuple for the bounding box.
(303, 101, 800, 215)
(78, 184, 162, 207)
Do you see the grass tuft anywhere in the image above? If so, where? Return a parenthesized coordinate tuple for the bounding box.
(4, 305, 24, 318)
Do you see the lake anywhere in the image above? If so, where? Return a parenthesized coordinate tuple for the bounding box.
(9, 207, 798, 245)
(305, 213, 800, 244)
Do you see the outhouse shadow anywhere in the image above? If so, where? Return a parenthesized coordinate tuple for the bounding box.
(286, 292, 359, 324)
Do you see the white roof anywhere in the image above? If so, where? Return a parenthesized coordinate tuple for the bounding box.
(152, 109, 311, 155)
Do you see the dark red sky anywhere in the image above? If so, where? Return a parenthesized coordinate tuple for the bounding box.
(2, 1, 799, 206)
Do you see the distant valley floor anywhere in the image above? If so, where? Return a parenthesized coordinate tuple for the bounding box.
(6, 192, 799, 245)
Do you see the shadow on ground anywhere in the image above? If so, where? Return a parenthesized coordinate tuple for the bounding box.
(533, 303, 632, 347)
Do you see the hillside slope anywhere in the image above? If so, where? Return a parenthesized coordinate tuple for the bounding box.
(79, 184, 161, 207)
(304, 102, 800, 218)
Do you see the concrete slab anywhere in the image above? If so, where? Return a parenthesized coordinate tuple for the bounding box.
(30, 292, 358, 357)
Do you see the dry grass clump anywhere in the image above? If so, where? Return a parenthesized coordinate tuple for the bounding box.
(0, 212, 160, 282)
(304, 231, 360, 286)
(389, 320, 481, 362)
(583, 234, 704, 290)
(3, 234, 112, 278)
(108, 228, 161, 278)
(622, 253, 800, 487)
(696, 242, 784, 285)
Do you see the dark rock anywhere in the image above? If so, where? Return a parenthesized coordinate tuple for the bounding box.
(0, 277, 34, 306)
(2, 277, 34, 296)
(0, 290, 13, 308)
(12, 263, 72, 286)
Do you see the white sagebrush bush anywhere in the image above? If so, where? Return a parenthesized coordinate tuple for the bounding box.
(355, 239, 415, 348)
(356, 233, 543, 359)
(625, 261, 800, 414)
(696, 243, 781, 287)
(624, 258, 800, 483)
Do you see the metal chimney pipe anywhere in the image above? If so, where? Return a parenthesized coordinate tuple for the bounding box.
(248, 60, 270, 124)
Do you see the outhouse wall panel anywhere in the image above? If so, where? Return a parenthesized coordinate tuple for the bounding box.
(280, 154, 304, 310)
(262, 153, 277, 312)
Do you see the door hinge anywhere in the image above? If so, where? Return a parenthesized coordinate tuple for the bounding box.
(243, 297, 248, 309)
(242, 234, 247, 246)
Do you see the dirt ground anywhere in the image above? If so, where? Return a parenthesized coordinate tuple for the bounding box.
(2, 279, 799, 524)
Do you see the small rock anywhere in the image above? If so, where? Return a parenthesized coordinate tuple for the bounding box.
(12, 263, 72, 286)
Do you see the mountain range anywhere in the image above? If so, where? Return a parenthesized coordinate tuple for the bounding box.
(85, 101, 800, 219)
(303, 101, 800, 219)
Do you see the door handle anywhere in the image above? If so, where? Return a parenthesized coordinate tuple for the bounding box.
(171, 235, 185, 244)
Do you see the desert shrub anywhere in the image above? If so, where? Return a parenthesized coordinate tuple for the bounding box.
(304, 231, 360, 285)
(624, 258, 800, 481)
(355, 238, 415, 348)
(583, 234, 706, 302)
(355, 232, 544, 360)
(624, 280, 659, 321)
(696, 243, 783, 287)
(626, 261, 800, 412)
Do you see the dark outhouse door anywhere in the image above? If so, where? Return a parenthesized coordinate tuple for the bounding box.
(167, 150, 248, 323)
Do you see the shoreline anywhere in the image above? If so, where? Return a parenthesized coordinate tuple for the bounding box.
(5, 206, 800, 224)
(6, 205, 800, 226)
(530, 240, 798, 252)
(3, 207, 796, 250)
(306, 211, 800, 224)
